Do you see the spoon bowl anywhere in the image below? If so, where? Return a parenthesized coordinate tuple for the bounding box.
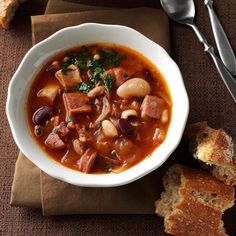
(160, 0, 195, 25)
(161, 0, 236, 102)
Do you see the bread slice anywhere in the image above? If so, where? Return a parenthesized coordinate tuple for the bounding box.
(186, 122, 236, 186)
(155, 164, 235, 236)
(0, 0, 19, 29)
(0, 0, 28, 29)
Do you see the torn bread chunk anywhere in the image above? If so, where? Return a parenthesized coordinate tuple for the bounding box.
(155, 164, 234, 236)
(186, 122, 236, 186)
(0, 0, 19, 29)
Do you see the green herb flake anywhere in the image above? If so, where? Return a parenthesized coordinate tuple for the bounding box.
(110, 150, 117, 158)
(99, 49, 126, 68)
(50, 68, 57, 76)
(66, 116, 73, 123)
(102, 163, 112, 173)
(77, 81, 94, 93)
(57, 107, 61, 113)
(103, 74, 115, 91)
(98, 123, 103, 130)
(87, 59, 105, 80)
(123, 72, 129, 78)
(61, 61, 71, 75)
(75, 59, 86, 71)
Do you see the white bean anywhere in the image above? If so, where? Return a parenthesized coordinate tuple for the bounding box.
(161, 109, 168, 123)
(102, 120, 118, 138)
(117, 78, 151, 99)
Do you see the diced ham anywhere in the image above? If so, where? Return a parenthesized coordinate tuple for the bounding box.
(55, 121, 70, 139)
(140, 95, 165, 119)
(99, 155, 122, 166)
(55, 64, 82, 88)
(104, 67, 130, 87)
(78, 148, 97, 173)
(44, 133, 66, 150)
(63, 93, 92, 117)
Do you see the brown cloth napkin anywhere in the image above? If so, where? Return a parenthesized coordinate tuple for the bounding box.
(11, 2, 171, 216)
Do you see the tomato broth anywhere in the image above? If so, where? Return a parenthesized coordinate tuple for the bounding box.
(27, 43, 172, 174)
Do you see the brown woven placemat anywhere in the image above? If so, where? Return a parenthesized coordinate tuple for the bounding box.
(1, 0, 236, 235)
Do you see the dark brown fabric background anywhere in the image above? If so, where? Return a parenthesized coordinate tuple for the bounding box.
(1, 0, 235, 235)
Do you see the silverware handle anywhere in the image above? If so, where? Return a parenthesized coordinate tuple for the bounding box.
(205, 0, 236, 75)
(207, 47, 236, 102)
(190, 24, 236, 102)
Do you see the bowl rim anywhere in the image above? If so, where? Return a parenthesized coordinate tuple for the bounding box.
(6, 23, 189, 187)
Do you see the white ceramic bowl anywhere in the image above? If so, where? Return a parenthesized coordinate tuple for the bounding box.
(6, 23, 189, 187)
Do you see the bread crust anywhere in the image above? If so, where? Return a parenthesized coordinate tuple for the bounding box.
(0, 0, 28, 29)
(186, 122, 236, 186)
(155, 164, 235, 236)
(180, 165, 234, 206)
(166, 192, 226, 236)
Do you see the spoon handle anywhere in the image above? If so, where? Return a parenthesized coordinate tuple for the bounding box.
(190, 24, 236, 102)
(205, 0, 236, 75)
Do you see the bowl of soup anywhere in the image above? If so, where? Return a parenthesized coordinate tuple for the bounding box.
(6, 23, 189, 187)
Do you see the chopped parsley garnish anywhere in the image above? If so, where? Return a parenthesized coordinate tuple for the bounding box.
(93, 66, 105, 79)
(62, 47, 92, 74)
(77, 81, 94, 93)
(103, 74, 115, 91)
(63, 47, 126, 92)
(74, 59, 86, 70)
(99, 49, 126, 67)
(87, 59, 105, 80)
(61, 61, 71, 75)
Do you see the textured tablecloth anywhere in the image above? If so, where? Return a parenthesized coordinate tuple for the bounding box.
(1, 0, 236, 235)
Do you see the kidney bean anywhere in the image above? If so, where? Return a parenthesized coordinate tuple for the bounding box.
(32, 106, 54, 125)
(118, 119, 136, 138)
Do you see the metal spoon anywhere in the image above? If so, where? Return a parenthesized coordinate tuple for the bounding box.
(161, 0, 236, 103)
(205, 0, 236, 75)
